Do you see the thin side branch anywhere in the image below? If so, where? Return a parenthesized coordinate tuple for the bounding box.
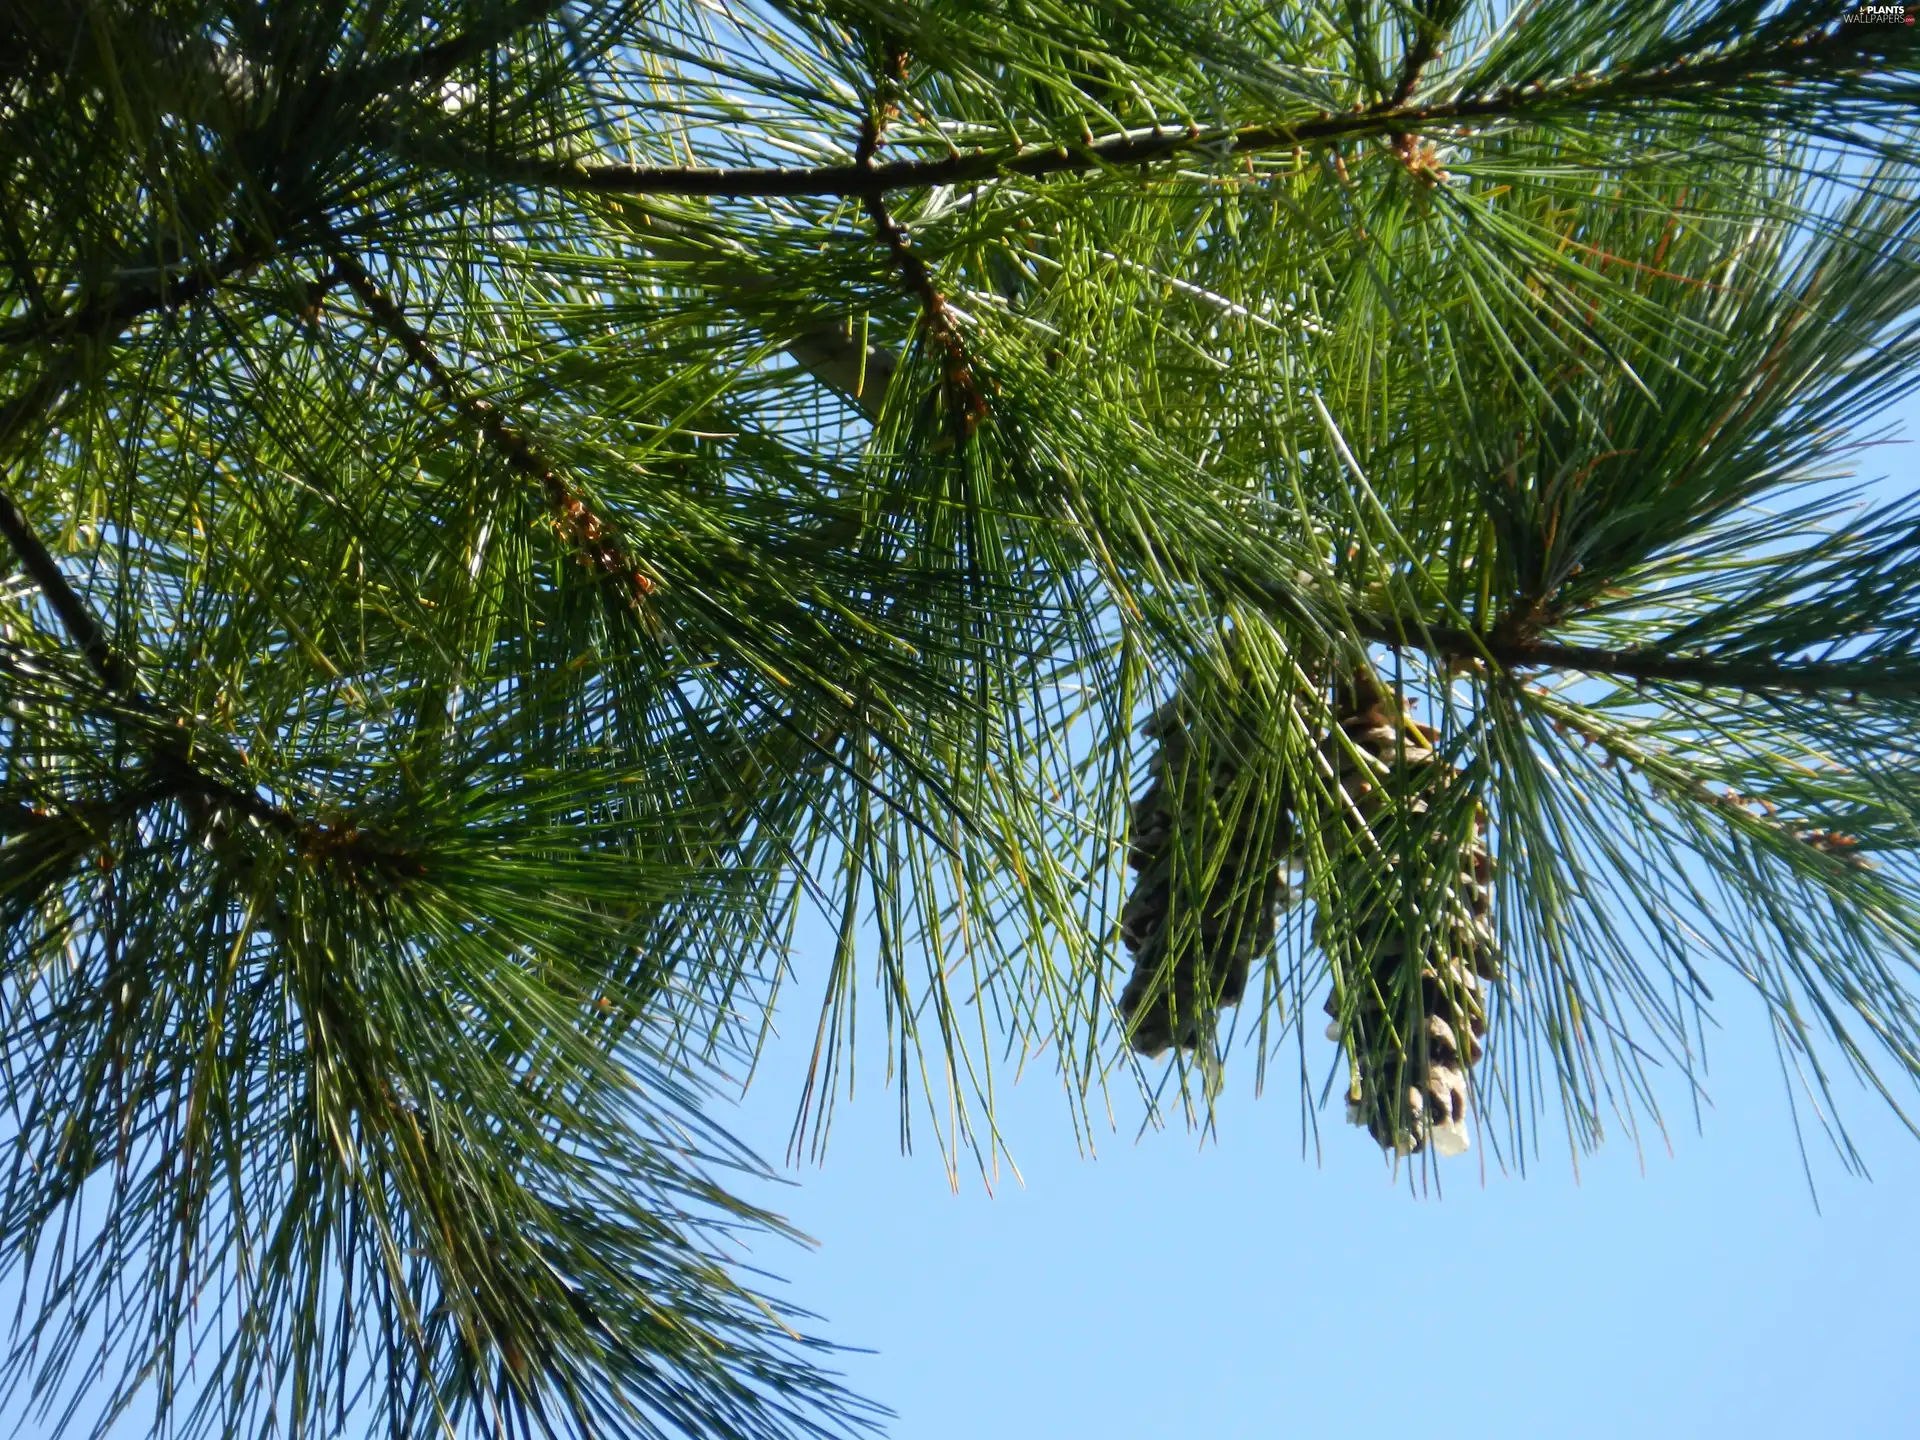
(1388, 0, 1466, 105)
(322, 239, 658, 608)
(0, 245, 269, 351)
(1365, 618, 1920, 698)
(1536, 693, 1876, 870)
(0, 395, 415, 868)
(855, 52, 988, 435)
(531, 19, 1879, 200)
(0, 485, 132, 693)
(0, 473, 337, 845)
(1231, 573, 1920, 698)
(4, 0, 572, 353)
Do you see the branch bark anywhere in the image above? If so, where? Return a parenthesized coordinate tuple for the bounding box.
(1358, 618, 1920, 699)
(854, 51, 988, 435)
(522, 19, 1874, 201)
(1388, 0, 1466, 106)
(322, 237, 657, 609)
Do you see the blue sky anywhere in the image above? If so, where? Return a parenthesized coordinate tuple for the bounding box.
(724, 893, 1920, 1440)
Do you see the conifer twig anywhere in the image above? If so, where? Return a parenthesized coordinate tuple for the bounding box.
(1532, 692, 1876, 870)
(321, 238, 659, 608)
(0, 454, 412, 859)
(0, 343, 414, 871)
(531, 19, 1885, 200)
(0, 485, 131, 693)
(0, 245, 269, 351)
(1386, 0, 1465, 106)
(853, 51, 989, 435)
(1233, 574, 1920, 698)
(1361, 620, 1920, 699)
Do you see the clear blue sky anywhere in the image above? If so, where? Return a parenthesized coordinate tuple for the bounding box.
(723, 922, 1920, 1440)
(709, 401, 1920, 1440)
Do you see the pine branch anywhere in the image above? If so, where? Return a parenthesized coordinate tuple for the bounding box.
(0, 483, 131, 693)
(1532, 692, 1877, 870)
(321, 238, 659, 611)
(0, 245, 268, 351)
(853, 51, 988, 434)
(525, 18, 1893, 200)
(0, 368, 150, 695)
(1, 0, 572, 354)
(0, 249, 366, 850)
(1388, 0, 1467, 105)
(0, 459, 373, 852)
(7, 6, 1920, 1425)
(0, 361, 421, 871)
(1361, 618, 1920, 698)
(322, 238, 875, 904)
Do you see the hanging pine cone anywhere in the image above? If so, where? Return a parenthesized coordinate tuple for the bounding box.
(1314, 670, 1495, 1157)
(1118, 639, 1297, 1057)
(1116, 637, 1496, 1159)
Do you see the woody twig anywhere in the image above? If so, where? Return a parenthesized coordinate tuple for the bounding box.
(0, 457, 421, 883)
(321, 237, 658, 610)
(854, 51, 989, 437)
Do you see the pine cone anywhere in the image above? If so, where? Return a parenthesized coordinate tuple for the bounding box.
(1116, 643, 1496, 1159)
(1315, 671, 1495, 1157)
(1118, 647, 1296, 1057)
